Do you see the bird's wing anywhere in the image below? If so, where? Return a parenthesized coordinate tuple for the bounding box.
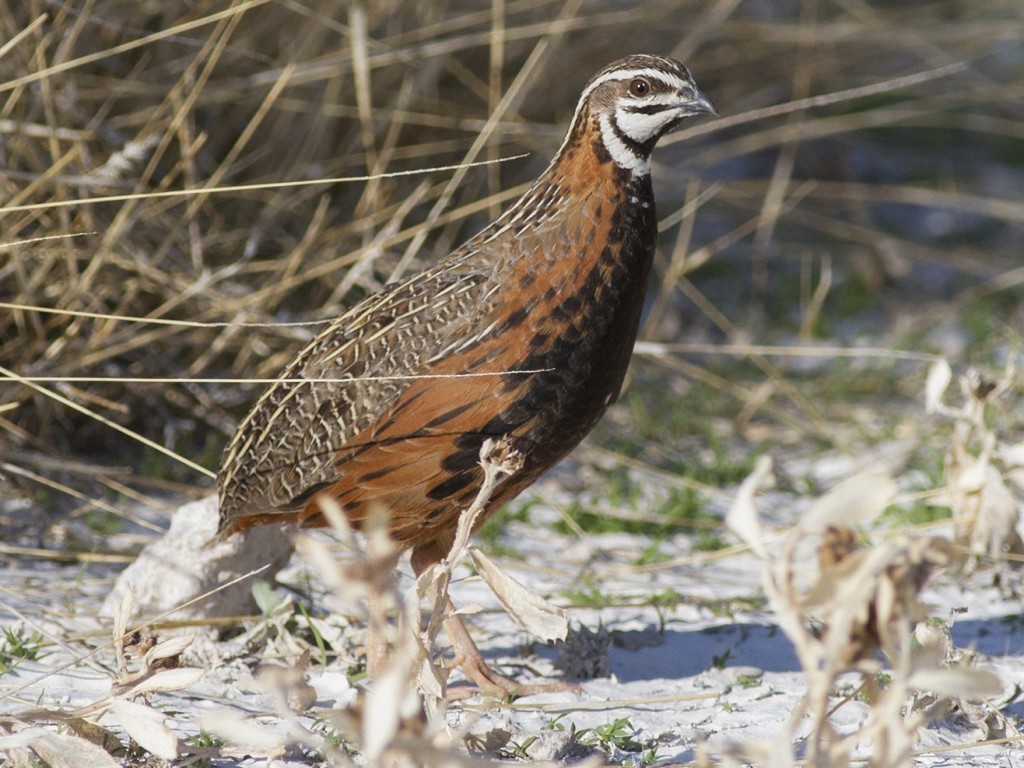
(216, 259, 500, 524)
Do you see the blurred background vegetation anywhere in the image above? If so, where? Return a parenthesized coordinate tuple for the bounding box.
(1, 0, 1022, 533)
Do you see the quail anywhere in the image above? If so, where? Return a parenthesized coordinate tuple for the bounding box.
(218, 54, 716, 696)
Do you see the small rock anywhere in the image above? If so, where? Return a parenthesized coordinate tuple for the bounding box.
(101, 495, 295, 624)
(524, 730, 601, 762)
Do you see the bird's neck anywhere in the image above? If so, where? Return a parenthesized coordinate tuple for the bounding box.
(486, 109, 652, 244)
(553, 101, 653, 177)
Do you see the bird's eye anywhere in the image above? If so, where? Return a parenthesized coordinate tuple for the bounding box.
(628, 77, 651, 97)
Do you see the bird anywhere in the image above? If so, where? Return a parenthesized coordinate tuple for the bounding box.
(217, 54, 716, 697)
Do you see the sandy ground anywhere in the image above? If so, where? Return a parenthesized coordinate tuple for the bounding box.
(2, 456, 1023, 767)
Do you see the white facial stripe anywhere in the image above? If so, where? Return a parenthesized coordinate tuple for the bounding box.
(555, 68, 688, 158)
(615, 106, 677, 143)
(624, 92, 689, 109)
(598, 113, 649, 175)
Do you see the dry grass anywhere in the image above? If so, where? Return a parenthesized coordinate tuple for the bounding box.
(3, 0, 1022, 484)
(2, 0, 1024, 765)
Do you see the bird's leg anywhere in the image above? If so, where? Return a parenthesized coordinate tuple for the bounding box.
(439, 596, 576, 699)
(411, 542, 576, 700)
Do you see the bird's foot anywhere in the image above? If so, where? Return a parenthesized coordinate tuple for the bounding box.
(447, 652, 579, 701)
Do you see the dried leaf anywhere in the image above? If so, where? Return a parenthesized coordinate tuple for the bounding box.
(725, 454, 773, 556)
(363, 663, 405, 760)
(908, 666, 1004, 699)
(411, 561, 451, 643)
(925, 358, 952, 413)
(3, 747, 33, 768)
(121, 666, 204, 696)
(414, 561, 449, 600)
(802, 472, 896, 532)
(873, 570, 897, 646)
(113, 586, 133, 674)
(998, 440, 1024, 469)
(970, 467, 1022, 556)
(0, 728, 50, 750)
(953, 452, 989, 495)
(114, 587, 132, 640)
(416, 654, 446, 699)
(110, 698, 178, 759)
(294, 533, 365, 605)
(470, 547, 568, 641)
(146, 634, 194, 661)
(251, 579, 285, 615)
(313, 493, 356, 549)
(22, 731, 121, 768)
(201, 710, 290, 748)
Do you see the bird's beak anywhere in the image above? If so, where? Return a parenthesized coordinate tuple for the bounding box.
(683, 86, 717, 117)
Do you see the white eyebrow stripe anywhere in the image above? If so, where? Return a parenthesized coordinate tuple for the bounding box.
(580, 67, 689, 100)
